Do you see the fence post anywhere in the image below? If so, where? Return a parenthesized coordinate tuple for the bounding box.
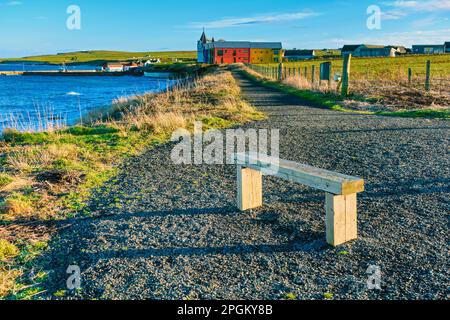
(278, 63, 283, 81)
(304, 67, 308, 79)
(341, 54, 352, 96)
(311, 65, 316, 84)
(408, 68, 412, 85)
(425, 60, 431, 91)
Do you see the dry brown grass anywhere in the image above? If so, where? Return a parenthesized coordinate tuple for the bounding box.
(0, 67, 265, 298)
(282, 76, 338, 94)
(102, 70, 262, 133)
(0, 197, 34, 219)
(0, 267, 22, 297)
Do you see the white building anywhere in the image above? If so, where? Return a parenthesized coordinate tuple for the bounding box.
(103, 63, 124, 72)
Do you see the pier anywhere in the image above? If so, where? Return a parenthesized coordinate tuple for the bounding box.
(0, 70, 143, 76)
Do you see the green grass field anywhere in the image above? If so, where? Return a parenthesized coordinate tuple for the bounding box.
(275, 54, 450, 80)
(0, 50, 197, 65)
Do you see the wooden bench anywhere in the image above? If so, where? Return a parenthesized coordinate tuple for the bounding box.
(235, 153, 365, 246)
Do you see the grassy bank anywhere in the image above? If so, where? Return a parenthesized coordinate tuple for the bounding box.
(239, 65, 449, 120)
(0, 50, 197, 65)
(0, 68, 265, 299)
(279, 54, 450, 79)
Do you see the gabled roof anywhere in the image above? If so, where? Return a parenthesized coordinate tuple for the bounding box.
(362, 44, 385, 49)
(205, 41, 282, 50)
(104, 62, 123, 67)
(250, 42, 282, 49)
(284, 49, 315, 56)
(341, 45, 362, 52)
(412, 44, 445, 47)
(206, 41, 251, 49)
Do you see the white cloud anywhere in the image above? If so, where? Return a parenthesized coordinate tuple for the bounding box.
(381, 9, 409, 20)
(189, 11, 321, 29)
(385, 0, 450, 11)
(1, 1, 22, 6)
(381, 1, 450, 23)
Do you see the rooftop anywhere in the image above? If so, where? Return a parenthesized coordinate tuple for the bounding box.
(205, 41, 282, 49)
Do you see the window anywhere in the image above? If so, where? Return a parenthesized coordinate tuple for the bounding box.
(274, 50, 280, 55)
(274, 57, 279, 63)
(218, 50, 223, 56)
(233, 50, 237, 56)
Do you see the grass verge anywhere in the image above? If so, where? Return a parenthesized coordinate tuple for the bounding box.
(0, 67, 265, 299)
(238, 65, 449, 120)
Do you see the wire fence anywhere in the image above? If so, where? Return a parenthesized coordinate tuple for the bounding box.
(247, 58, 450, 98)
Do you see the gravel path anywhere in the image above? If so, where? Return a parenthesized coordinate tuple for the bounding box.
(40, 71, 449, 300)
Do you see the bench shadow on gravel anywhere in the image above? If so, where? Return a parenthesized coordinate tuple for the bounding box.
(38, 201, 325, 296)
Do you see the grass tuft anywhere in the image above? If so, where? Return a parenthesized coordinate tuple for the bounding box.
(0, 173, 13, 188)
(0, 240, 20, 261)
(0, 67, 264, 298)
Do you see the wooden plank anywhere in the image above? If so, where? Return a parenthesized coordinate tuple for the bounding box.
(235, 153, 364, 195)
(325, 193, 358, 246)
(237, 166, 263, 211)
(345, 193, 358, 241)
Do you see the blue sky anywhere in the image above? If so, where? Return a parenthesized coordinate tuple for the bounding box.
(0, 0, 449, 57)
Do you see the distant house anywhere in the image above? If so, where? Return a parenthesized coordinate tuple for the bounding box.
(103, 63, 124, 72)
(445, 42, 450, 53)
(341, 44, 402, 57)
(284, 50, 316, 61)
(355, 45, 396, 57)
(341, 45, 362, 56)
(412, 44, 445, 54)
(144, 59, 161, 65)
(123, 62, 140, 71)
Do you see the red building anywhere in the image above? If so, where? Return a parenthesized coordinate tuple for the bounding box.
(203, 41, 250, 64)
(212, 46, 250, 64)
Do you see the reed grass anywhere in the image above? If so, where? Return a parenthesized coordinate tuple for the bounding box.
(0, 67, 265, 299)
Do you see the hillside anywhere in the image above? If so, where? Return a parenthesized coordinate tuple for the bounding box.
(0, 50, 197, 65)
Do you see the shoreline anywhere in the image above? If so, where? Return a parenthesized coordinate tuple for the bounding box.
(0, 70, 199, 134)
(0, 68, 264, 299)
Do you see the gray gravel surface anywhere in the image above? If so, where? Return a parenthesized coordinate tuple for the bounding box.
(39, 71, 449, 300)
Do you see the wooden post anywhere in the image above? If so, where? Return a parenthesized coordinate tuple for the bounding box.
(304, 67, 308, 79)
(325, 193, 358, 246)
(237, 166, 263, 211)
(311, 65, 316, 84)
(341, 54, 352, 96)
(408, 68, 412, 85)
(425, 60, 431, 91)
(278, 63, 283, 81)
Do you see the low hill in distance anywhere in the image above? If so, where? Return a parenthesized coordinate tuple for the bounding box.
(0, 50, 197, 65)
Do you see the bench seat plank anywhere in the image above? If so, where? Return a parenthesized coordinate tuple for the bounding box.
(236, 153, 364, 196)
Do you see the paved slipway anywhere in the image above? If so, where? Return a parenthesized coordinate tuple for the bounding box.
(40, 71, 449, 300)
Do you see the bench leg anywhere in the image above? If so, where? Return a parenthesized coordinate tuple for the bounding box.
(237, 166, 263, 211)
(325, 193, 358, 246)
